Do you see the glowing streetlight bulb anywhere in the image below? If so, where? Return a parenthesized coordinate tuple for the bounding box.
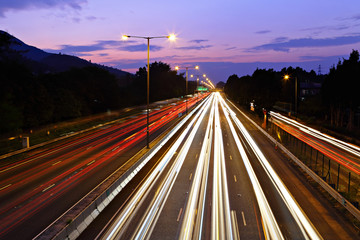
(168, 34, 176, 41)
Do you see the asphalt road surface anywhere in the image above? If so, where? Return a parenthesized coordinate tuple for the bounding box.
(92, 93, 359, 240)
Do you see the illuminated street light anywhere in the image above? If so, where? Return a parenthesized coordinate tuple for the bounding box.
(174, 65, 199, 114)
(283, 74, 298, 117)
(190, 73, 207, 91)
(122, 34, 176, 148)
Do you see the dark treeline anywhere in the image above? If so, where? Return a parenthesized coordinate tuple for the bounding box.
(224, 50, 360, 133)
(0, 34, 188, 134)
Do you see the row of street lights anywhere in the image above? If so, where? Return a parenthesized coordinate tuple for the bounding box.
(174, 65, 199, 114)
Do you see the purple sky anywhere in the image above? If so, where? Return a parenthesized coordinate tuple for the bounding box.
(1, 0, 360, 83)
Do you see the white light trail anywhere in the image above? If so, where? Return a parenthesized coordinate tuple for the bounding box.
(102, 96, 211, 240)
(270, 111, 360, 158)
(211, 93, 234, 240)
(179, 96, 215, 239)
(221, 97, 322, 240)
(131, 94, 213, 240)
(219, 94, 284, 240)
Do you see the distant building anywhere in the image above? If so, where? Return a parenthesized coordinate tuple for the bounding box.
(300, 81, 322, 98)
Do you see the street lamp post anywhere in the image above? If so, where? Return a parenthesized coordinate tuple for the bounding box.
(284, 74, 298, 117)
(175, 65, 199, 114)
(122, 34, 176, 149)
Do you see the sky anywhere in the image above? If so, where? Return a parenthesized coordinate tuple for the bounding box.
(1, 0, 360, 84)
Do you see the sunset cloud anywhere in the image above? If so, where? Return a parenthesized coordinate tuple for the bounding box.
(0, 0, 87, 17)
(249, 35, 360, 52)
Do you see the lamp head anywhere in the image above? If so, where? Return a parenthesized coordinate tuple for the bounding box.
(168, 34, 176, 41)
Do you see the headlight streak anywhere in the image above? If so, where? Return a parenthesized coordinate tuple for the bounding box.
(220, 97, 322, 240)
(212, 93, 234, 240)
(270, 112, 360, 174)
(218, 95, 284, 240)
(179, 96, 215, 239)
(270, 111, 360, 158)
(131, 94, 214, 240)
(103, 94, 213, 240)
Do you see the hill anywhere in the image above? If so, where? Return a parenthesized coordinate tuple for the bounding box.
(0, 30, 129, 79)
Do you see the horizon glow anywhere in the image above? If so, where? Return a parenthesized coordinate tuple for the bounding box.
(1, 0, 360, 83)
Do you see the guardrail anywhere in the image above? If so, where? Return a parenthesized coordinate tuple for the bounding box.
(227, 100, 360, 222)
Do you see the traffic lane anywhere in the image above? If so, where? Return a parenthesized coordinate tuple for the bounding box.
(238, 131, 306, 239)
(220, 110, 265, 240)
(1, 132, 150, 240)
(233, 105, 359, 239)
(150, 108, 210, 239)
(0, 101, 175, 182)
(0, 120, 152, 220)
(0, 102, 186, 211)
(1, 113, 187, 240)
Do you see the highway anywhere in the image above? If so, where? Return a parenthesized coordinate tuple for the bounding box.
(0, 94, 207, 240)
(91, 93, 358, 240)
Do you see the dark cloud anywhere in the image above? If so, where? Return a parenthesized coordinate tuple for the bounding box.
(189, 39, 209, 44)
(45, 40, 124, 55)
(352, 14, 360, 21)
(255, 30, 271, 34)
(119, 44, 163, 52)
(46, 40, 163, 55)
(0, 0, 87, 17)
(175, 45, 212, 50)
(72, 17, 81, 23)
(86, 16, 97, 21)
(248, 35, 360, 52)
(302, 25, 351, 33)
(225, 47, 236, 51)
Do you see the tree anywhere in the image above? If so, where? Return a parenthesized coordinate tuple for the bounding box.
(322, 50, 360, 130)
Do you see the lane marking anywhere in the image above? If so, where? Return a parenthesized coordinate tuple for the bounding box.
(177, 208, 183, 222)
(230, 155, 233, 160)
(189, 173, 193, 181)
(0, 184, 12, 191)
(42, 184, 55, 192)
(234, 175, 237, 182)
(87, 160, 96, 166)
(253, 202, 263, 240)
(242, 211, 247, 226)
(52, 161, 62, 166)
(195, 153, 198, 159)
